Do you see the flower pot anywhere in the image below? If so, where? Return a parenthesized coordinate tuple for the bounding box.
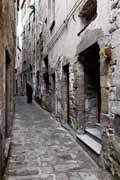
(105, 48, 112, 58)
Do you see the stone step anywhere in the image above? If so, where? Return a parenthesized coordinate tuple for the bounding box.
(76, 134, 102, 155)
(95, 123, 101, 128)
(85, 127, 101, 142)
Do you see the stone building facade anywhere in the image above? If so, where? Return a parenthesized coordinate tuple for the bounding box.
(15, 47, 22, 95)
(15, 5, 23, 96)
(21, 0, 120, 178)
(0, 0, 16, 177)
(20, 0, 36, 95)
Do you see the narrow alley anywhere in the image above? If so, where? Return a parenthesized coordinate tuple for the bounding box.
(3, 97, 113, 180)
(1, 0, 120, 179)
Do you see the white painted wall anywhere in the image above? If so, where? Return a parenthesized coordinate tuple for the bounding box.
(44, 0, 111, 69)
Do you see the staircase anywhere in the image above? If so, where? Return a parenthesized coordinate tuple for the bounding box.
(76, 125, 102, 166)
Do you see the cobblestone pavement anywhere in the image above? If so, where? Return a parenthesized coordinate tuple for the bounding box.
(4, 97, 114, 180)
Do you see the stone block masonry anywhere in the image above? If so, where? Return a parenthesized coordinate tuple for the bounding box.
(3, 97, 114, 180)
(0, 0, 16, 177)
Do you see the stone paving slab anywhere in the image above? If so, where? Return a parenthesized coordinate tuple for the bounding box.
(3, 97, 114, 180)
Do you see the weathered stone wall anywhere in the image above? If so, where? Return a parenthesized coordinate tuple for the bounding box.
(0, 1, 4, 174)
(21, 0, 111, 123)
(71, 60, 85, 130)
(101, 0, 120, 178)
(0, 0, 16, 176)
(102, 127, 120, 178)
(42, 0, 110, 128)
(25, 0, 111, 128)
(109, 0, 120, 121)
(15, 48, 23, 95)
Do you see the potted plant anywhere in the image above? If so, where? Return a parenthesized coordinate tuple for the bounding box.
(99, 42, 112, 60)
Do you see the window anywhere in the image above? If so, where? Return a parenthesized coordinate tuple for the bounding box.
(48, 0, 55, 31)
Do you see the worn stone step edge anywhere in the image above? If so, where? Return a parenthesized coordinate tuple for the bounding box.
(76, 134, 102, 155)
(85, 128, 102, 142)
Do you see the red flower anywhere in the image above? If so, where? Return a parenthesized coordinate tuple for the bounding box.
(105, 48, 112, 58)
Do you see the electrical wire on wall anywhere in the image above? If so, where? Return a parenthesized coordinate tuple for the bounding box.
(47, 0, 87, 51)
